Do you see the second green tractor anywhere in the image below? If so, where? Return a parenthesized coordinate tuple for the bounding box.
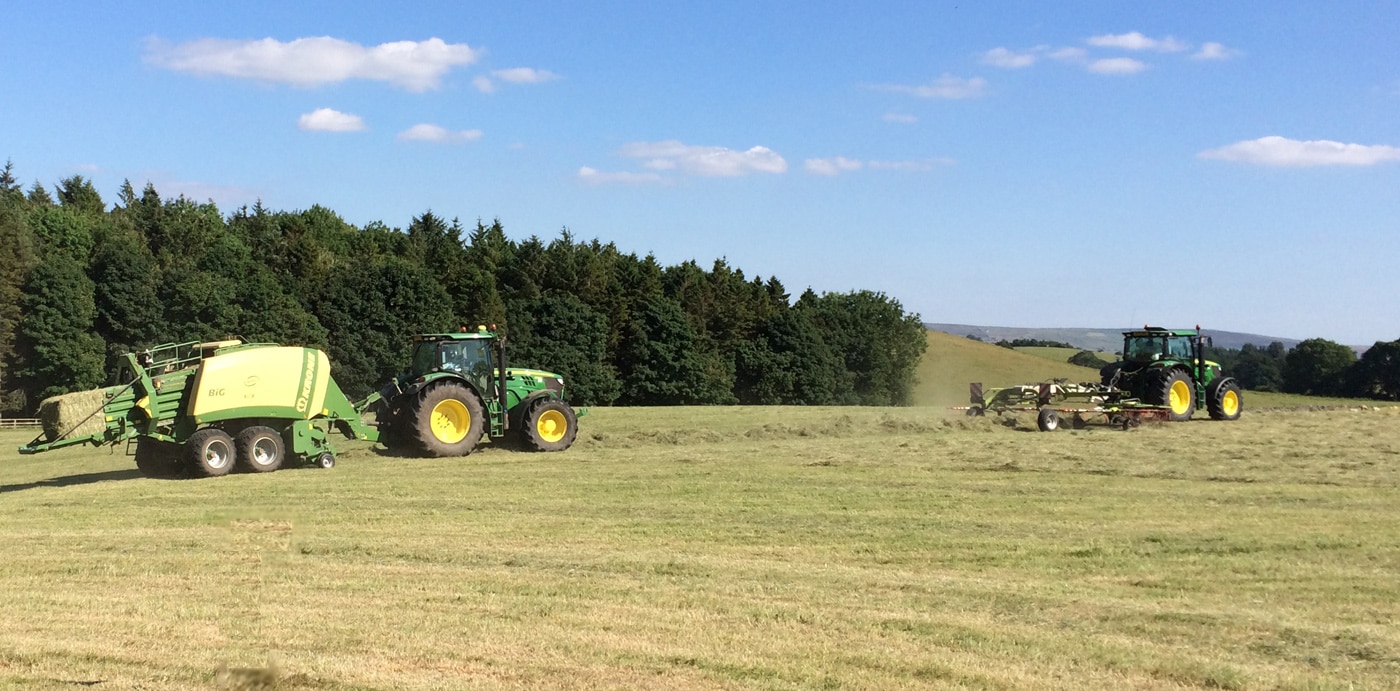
(371, 327, 582, 457)
(1099, 326, 1243, 422)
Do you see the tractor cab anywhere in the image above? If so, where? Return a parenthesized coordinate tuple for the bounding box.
(1123, 331, 1195, 363)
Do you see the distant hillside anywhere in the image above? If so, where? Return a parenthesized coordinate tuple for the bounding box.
(912, 330, 1102, 407)
(925, 323, 1302, 353)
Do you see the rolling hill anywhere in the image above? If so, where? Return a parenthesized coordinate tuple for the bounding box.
(911, 330, 1102, 407)
(925, 323, 1303, 352)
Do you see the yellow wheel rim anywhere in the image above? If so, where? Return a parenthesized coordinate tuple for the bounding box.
(536, 409, 568, 444)
(1169, 380, 1192, 415)
(430, 399, 470, 444)
(1222, 390, 1240, 417)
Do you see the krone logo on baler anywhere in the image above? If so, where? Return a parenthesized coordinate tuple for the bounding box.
(295, 350, 317, 413)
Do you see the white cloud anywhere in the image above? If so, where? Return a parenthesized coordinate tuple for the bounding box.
(883, 112, 918, 124)
(472, 75, 497, 93)
(805, 157, 864, 176)
(618, 140, 788, 177)
(397, 123, 483, 143)
(1048, 47, 1088, 63)
(297, 108, 366, 132)
(982, 47, 1037, 69)
(1087, 57, 1149, 75)
(492, 67, 560, 84)
(1088, 32, 1188, 52)
(873, 74, 987, 99)
(1192, 42, 1240, 61)
(145, 36, 479, 91)
(1198, 136, 1400, 167)
(577, 167, 665, 185)
(804, 157, 954, 176)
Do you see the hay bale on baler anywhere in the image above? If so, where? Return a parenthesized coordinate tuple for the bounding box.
(38, 389, 109, 441)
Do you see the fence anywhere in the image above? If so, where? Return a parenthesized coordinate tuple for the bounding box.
(0, 418, 41, 429)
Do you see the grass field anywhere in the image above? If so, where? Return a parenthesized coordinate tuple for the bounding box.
(4, 402, 1400, 690)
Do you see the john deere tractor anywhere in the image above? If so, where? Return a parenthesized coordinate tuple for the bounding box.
(1099, 326, 1243, 422)
(372, 327, 581, 457)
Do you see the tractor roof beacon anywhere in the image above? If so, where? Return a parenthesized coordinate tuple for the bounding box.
(1100, 326, 1243, 422)
(369, 325, 583, 457)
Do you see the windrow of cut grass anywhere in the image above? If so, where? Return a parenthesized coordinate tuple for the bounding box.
(3, 405, 1399, 690)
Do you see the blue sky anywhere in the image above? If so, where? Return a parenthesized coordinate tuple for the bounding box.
(3, 1, 1397, 345)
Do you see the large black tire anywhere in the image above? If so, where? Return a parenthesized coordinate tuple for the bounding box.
(1206, 377, 1243, 421)
(523, 398, 579, 452)
(134, 438, 183, 478)
(185, 428, 236, 478)
(235, 425, 285, 473)
(408, 381, 485, 457)
(1151, 368, 1196, 422)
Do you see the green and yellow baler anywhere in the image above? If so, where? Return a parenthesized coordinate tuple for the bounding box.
(20, 340, 377, 477)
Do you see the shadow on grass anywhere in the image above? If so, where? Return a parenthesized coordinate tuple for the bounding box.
(0, 468, 143, 494)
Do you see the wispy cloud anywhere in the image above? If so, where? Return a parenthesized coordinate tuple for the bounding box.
(1192, 42, 1240, 61)
(397, 124, 483, 143)
(871, 74, 987, 99)
(981, 47, 1038, 69)
(805, 157, 863, 176)
(145, 36, 479, 91)
(297, 108, 366, 132)
(1087, 57, 1149, 75)
(474, 66, 561, 93)
(619, 140, 788, 177)
(580, 140, 787, 184)
(576, 167, 666, 185)
(805, 157, 954, 176)
(1198, 136, 1400, 167)
(1088, 32, 1188, 52)
(882, 112, 918, 124)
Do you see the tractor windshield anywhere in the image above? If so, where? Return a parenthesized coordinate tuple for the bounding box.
(439, 340, 493, 381)
(1124, 335, 1192, 362)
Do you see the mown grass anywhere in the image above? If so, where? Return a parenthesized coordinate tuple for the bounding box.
(3, 405, 1399, 690)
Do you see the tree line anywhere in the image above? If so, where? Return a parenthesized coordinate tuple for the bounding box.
(1203, 340, 1400, 400)
(0, 163, 928, 414)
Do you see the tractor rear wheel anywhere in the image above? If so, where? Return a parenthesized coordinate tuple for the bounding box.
(1207, 377, 1243, 421)
(1152, 369, 1196, 422)
(236, 426, 285, 473)
(185, 428, 236, 478)
(135, 438, 183, 478)
(408, 381, 485, 457)
(523, 398, 578, 452)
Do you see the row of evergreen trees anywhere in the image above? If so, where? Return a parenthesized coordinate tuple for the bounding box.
(0, 162, 928, 414)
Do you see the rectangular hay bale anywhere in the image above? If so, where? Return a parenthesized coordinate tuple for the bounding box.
(38, 388, 110, 441)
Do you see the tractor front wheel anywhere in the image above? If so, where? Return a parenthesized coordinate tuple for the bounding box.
(1152, 369, 1196, 422)
(523, 398, 579, 452)
(409, 381, 485, 457)
(1207, 377, 1243, 421)
(185, 428, 237, 478)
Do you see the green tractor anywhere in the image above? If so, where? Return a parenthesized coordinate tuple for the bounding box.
(1100, 326, 1242, 422)
(372, 326, 581, 457)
